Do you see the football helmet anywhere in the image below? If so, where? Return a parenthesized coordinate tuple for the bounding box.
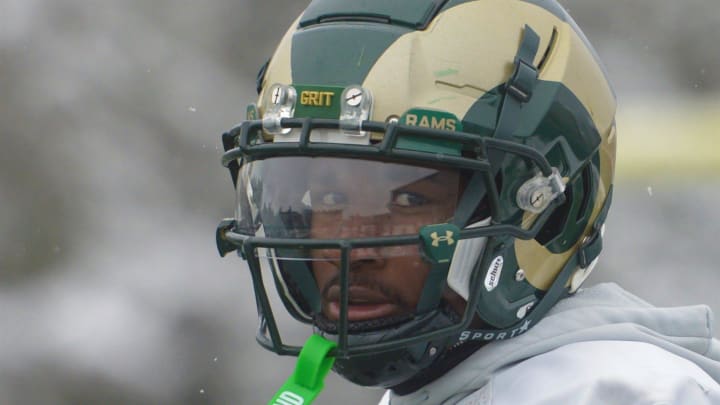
(217, 0, 616, 388)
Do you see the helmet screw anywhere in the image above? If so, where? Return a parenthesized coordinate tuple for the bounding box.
(429, 347, 437, 357)
(386, 115, 400, 124)
(345, 87, 364, 107)
(530, 190, 545, 209)
(515, 269, 526, 282)
(516, 302, 535, 319)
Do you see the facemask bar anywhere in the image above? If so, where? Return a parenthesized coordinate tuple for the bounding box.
(220, 117, 565, 241)
(217, 117, 569, 358)
(221, 118, 558, 187)
(217, 194, 605, 359)
(224, 212, 572, 358)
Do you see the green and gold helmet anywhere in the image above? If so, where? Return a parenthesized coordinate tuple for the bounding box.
(217, 0, 616, 388)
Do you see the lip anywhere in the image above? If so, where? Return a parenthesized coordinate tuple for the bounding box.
(324, 285, 404, 321)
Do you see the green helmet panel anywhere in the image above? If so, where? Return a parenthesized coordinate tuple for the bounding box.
(300, 0, 447, 29)
(291, 23, 408, 86)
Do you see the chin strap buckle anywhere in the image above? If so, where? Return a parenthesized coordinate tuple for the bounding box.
(506, 59, 538, 103)
(570, 186, 614, 292)
(578, 224, 604, 270)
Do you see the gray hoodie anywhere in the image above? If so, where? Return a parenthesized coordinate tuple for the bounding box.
(383, 283, 720, 404)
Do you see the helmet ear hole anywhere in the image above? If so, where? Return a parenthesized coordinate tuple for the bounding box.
(535, 186, 572, 246)
(574, 165, 594, 224)
(534, 164, 596, 251)
(468, 172, 502, 225)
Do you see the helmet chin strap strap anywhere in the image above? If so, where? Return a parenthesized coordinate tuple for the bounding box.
(269, 334, 336, 405)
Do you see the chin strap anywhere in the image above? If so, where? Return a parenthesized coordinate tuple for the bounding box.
(269, 335, 336, 405)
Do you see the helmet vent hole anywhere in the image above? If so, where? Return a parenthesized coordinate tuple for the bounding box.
(538, 27, 559, 72)
(575, 165, 594, 224)
(534, 185, 572, 246)
(535, 164, 596, 249)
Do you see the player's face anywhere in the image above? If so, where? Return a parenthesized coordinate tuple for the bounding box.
(309, 160, 462, 322)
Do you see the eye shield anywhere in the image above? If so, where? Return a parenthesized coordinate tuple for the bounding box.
(235, 156, 463, 248)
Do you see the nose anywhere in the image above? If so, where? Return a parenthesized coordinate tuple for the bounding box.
(319, 214, 388, 269)
(349, 246, 387, 268)
(337, 214, 386, 239)
(316, 245, 387, 271)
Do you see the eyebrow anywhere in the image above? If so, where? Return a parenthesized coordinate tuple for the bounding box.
(420, 171, 451, 185)
(393, 171, 457, 194)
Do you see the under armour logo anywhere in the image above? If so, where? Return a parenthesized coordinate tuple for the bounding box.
(430, 230, 455, 247)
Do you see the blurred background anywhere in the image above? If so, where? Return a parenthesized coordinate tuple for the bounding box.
(1, 0, 718, 403)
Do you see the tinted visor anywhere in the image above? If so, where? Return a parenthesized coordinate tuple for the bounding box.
(236, 157, 463, 257)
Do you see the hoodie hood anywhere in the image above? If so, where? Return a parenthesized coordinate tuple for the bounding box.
(386, 283, 720, 404)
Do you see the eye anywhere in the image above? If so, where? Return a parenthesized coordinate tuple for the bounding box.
(391, 191, 429, 208)
(317, 191, 347, 209)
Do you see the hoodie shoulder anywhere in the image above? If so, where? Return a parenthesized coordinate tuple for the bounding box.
(385, 284, 720, 405)
(487, 340, 720, 405)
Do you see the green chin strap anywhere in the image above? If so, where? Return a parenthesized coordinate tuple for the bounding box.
(269, 335, 337, 405)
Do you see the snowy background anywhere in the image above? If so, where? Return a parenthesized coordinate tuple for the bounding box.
(1, 0, 718, 403)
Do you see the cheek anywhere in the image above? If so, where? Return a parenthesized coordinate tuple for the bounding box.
(384, 256, 431, 306)
(312, 261, 335, 292)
